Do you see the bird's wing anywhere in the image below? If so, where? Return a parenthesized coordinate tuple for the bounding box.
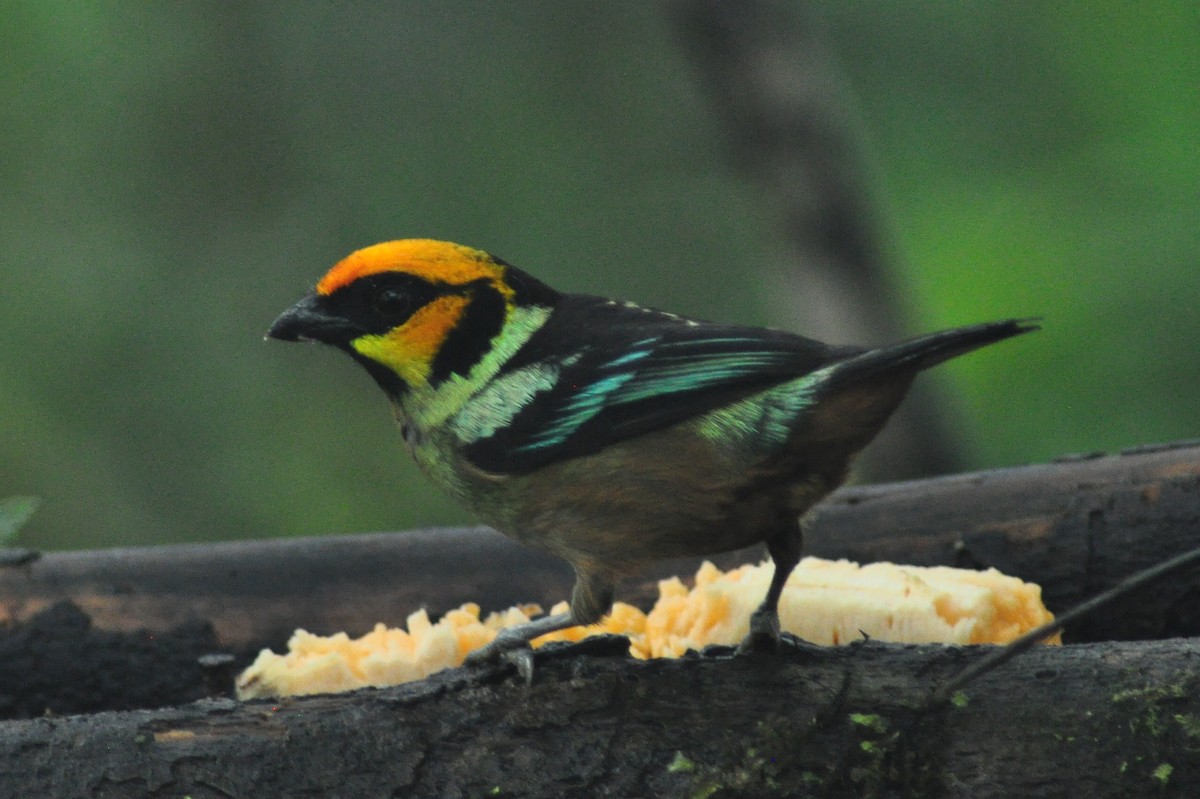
(461, 295, 847, 474)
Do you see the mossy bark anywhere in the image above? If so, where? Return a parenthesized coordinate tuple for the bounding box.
(1, 442, 1196, 793)
(3, 442, 1196, 654)
(2, 637, 1197, 798)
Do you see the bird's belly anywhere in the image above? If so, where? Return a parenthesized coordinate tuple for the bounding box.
(474, 419, 832, 572)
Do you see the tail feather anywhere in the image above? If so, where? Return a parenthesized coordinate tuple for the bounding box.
(821, 318, 1039, 392)
(781, 319, 1036, 472)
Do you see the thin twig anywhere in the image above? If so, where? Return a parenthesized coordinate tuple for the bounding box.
(929, 545, 1200, 706)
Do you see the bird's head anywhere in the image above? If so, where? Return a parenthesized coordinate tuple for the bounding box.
(268, 239, 559, 397)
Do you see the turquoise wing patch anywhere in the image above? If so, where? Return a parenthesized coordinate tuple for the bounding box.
(465, 317, 839, 473)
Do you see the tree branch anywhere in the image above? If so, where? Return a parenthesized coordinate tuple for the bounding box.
(2, 442, 1197, 794)
(1, 637, 1196, 798)
(3, 442, 1196, 651)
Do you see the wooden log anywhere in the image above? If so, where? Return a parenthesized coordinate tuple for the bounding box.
(2, 442, 1197, 650)
(1, 637, 1196, 798)
(1, 443, 1196, 792)
(809, 440, 1200, 642)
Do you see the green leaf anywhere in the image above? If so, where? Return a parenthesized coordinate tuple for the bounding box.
(0, 496, 41, 543)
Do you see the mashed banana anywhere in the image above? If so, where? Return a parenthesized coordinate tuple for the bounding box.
(237, 557, 1058, 699)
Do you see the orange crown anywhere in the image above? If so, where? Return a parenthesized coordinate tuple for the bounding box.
(317, 239, 508, 296)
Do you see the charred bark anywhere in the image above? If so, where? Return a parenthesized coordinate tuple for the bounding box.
(2, 442, 1196, 656)
(0, 443, 1197, 795)
(1, 636, 1196, 798)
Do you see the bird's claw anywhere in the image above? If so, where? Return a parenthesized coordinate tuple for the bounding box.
(464, 634, 537, 683)
(502, 645, 536, 684)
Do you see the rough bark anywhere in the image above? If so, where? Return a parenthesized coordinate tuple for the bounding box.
(1, 636, 1197, 798)
(3, 441, 1196, 654)
(810, 440, 1200, 642)
(0, 443, 1197, 794)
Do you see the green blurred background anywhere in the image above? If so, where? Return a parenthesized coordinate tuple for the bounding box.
(3, 3, 1196, 551)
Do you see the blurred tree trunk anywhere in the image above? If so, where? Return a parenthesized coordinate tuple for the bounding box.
(673, 0, 965, 480)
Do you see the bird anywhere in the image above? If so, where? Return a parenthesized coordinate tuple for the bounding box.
(267, 239, 1036, 667)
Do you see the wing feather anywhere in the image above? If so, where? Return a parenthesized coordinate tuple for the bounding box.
(462, 295, 846, 473)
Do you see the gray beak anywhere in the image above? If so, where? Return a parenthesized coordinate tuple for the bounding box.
(266, 293, 358, 345)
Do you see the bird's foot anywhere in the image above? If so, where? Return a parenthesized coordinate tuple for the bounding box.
(463, 612, 575, 682)
(736, 608, 781, 655)
(464, 631, 538, 683)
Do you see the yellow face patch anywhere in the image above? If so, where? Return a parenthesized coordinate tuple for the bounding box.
(350, 294, 471, 388)
(318, 239, 511, 299)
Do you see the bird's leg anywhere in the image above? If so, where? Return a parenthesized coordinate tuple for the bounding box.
(565, 563, 615, 628)
(739, 518, 803, 653)
(463, 566, 615, 681)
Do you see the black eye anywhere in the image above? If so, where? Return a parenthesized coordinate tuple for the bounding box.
(371, 287, 412, 320)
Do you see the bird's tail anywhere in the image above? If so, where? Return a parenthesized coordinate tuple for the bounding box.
(819, 318, 1039, 393)
(767, 318, 1037, 475)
